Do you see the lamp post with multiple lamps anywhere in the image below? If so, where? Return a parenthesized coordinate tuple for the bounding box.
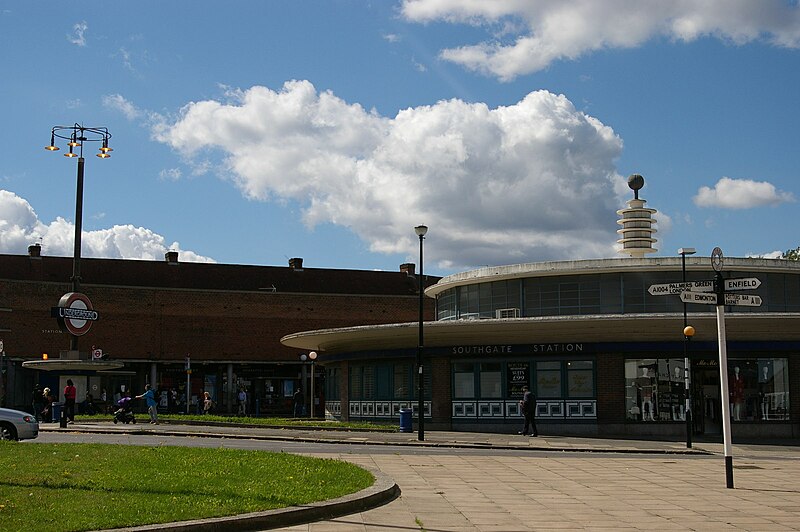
(45, 124, 113, 351)
(414, 225, 428, 441)
(299, 351, 318, 417)
(678, 247, 697, 448)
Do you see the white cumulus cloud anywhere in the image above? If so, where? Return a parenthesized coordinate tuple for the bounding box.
(693, 177, 795, 209)
(0, 189, 214, 263)
(400, 0, 800, 80)
(153, 81, 627, 270)
(68, 21, 88, 47)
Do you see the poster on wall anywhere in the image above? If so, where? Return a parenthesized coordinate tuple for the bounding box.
(507, 362, 529, 398)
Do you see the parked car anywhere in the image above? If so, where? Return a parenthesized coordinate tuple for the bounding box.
(0, 407, 39, 441)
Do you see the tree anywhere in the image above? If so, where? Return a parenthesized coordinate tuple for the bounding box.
(783, 246, 800, 260)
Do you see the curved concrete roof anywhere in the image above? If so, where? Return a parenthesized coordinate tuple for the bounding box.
(21, 359, 125, 372)
(281, 313, 800, 354)
(425, 256, 800, 297)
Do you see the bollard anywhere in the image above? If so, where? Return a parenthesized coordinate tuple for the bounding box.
(59, 409, 67, 428)
(399, 408, 413, 433)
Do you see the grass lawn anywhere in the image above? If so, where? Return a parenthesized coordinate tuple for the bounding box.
(0, 442, 373, 532)
(75, 412, 396, 430)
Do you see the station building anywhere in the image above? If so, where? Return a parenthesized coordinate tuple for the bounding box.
(0, 250, 436, 415)
(282, 181, 800, 439)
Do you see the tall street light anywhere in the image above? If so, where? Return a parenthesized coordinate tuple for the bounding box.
(308, 351, 317, 418)
(45, 124, 113, 351)
(678, 247, 697, 448)
(414, 224, 428, 441)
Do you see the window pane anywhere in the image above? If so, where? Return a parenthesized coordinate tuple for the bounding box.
(567, 370, 593, 397)
(350, 366, 362, 400)
(394, 363, 410, 399)
(362, 366, 375, 400)
(454, 373, 475, 398)
(728, 357, 790, 421)
(625, 358, 686, 422)
(479, 363, 502, 398)
(537, 370, 561, 398)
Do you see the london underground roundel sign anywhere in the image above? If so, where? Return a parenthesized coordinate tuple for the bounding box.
(52, 292, 99, 336)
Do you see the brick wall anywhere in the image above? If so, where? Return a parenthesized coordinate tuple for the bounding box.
(0, 279, 435, 363)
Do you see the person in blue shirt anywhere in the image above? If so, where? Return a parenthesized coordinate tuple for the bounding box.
(136, 384, 159, 424)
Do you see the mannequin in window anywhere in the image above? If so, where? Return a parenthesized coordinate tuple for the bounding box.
(636, 367, 655, 421)
(671, 365, 685, 421)
(759, 364, 772, 420)
(729, 366, 745, 421)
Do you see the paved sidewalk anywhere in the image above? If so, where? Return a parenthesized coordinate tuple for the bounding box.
(40, 422, 800, 531)
(39, 420, 798, 457)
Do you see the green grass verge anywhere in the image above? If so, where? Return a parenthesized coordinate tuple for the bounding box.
(0, 442, 373, 532)
(75, 412, 395, 430)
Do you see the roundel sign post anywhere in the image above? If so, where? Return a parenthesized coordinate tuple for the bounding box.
(52, 292, 99, 337)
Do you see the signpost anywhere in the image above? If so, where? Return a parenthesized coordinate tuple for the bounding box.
(647, 280, 713, 295)
(647, 246, 763, 489)
(680, 291, 717, 305)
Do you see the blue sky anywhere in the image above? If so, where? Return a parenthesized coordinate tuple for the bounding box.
(2, 1, 799, 276)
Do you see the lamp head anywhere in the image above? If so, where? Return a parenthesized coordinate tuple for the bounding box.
(300, 354, 307, 362)
(45, 131, 59, 151)
(414, 225, 428, 237)
(678, 247, 697, 256)
(683, 325, 696, 338)
(309, 351, 318, 361)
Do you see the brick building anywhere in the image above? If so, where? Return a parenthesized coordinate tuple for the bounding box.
(0, 246, 436, 416)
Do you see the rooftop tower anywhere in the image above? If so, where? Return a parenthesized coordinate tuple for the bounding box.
(616, 174, 657, 258)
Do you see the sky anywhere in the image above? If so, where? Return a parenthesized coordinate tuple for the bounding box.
(2, 1, 799, 277)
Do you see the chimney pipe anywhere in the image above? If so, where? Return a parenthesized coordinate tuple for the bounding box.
(289, 257, 304, 270)
(28, 243, 42, 258)
(165, 251, 179, 264)
(399, 263, 415, 276)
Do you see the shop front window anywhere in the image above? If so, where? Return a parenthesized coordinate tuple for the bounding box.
(728, 358, 790, 421)
(394, 363, 411, 399)
(453, 362, 475, 398)
(566, 360, 594, 398)
(625, 358, 688, 422)
(479, 363, 502, 398)
(536, 361, 561, 398)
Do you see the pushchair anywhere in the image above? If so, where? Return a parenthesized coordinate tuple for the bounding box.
(112, 396, 136, 424)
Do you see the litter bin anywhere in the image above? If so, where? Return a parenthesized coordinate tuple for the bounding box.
(399, 408, 413, 433)
(50, 402, 63, 424)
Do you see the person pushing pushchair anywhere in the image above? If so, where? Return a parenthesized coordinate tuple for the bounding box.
(112, 394, 136, 424)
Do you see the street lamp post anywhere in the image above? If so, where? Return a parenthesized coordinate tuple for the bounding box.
(678, 247, 697, 449)
(308, 351, 317, 418)
(45, 124, 113, 351)
(414, 225, 428, 441)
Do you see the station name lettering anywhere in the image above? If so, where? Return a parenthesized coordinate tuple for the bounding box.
(532, 343, 584, 353)
(452, 345, 514, 355)
(451, 343, 584, 355)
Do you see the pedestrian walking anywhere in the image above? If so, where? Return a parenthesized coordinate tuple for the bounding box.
(135, 384, 159, 424)
(237, 388, 247, 416)
(32, 384, 44, 420)
(518, 386, 538, 436)
(63, 379, 77, 423)
(202, 391, 214, 414)
(293, 387, 304, 417)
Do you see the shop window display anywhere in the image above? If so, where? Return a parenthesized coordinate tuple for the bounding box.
(625, 358, 686, 421)
(727, 358, 789, 421)
(626, 357, 790, 422)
